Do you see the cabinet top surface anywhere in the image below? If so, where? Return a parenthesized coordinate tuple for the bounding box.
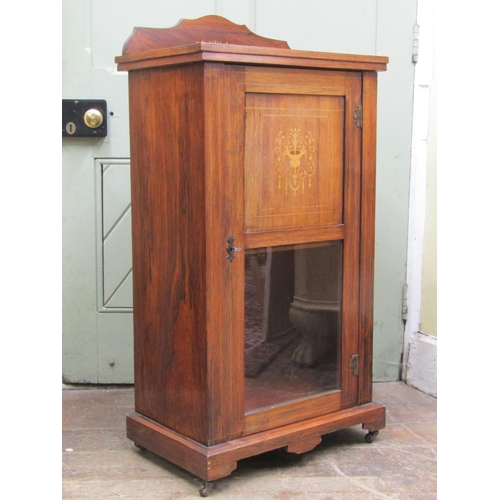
(115, 15, 388, 72)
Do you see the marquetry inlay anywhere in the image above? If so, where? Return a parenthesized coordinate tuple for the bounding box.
(244, 93, 344, 234)
(274, 128, 316, 195)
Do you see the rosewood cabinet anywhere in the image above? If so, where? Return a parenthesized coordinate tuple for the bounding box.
(116, 15, 388, 495)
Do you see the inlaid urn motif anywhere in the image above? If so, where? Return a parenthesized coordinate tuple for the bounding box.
(274, 128, 316, 195)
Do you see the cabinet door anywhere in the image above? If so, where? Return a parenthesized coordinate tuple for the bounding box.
(225, 67, 363, 436)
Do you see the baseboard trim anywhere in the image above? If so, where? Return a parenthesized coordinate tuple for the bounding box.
(405, 332, 437, 397)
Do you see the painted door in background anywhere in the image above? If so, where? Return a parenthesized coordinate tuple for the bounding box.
(62, 0, 416, 383)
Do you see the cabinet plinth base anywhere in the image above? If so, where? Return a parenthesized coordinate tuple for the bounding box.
(127, 402, 385, 482)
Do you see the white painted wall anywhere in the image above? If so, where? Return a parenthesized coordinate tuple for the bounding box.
(404, 0, 437, 397)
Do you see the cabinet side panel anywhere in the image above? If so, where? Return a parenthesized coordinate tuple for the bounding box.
(128, 65, 208, 443)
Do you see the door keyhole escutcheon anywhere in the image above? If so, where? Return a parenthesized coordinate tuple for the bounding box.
(226, 236, 241, 262)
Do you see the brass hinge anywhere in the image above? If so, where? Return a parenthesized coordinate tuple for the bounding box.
(349, 354, 359, 376)
(354, 105, 363, 128)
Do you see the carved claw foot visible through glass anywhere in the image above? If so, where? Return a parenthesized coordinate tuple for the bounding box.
(244, 241, 343, 413)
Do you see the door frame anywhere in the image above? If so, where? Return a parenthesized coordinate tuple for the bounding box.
(215, 65, 365, 438)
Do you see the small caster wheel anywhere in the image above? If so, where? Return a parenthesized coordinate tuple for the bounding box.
(134, 443, 146, 451)
(365, 430, 379, 443)
(199, 481, 213, 497)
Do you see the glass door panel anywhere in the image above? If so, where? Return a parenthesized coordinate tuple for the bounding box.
(244, 240, 343, 413)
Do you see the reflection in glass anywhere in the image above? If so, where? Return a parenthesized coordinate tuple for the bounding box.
(244, 241, 342, 413)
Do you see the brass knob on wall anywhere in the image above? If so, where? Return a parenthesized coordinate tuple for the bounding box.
(84, 108, 104, 128)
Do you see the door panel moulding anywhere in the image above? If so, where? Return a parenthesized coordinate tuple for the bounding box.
(95, 158, 133, 313)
